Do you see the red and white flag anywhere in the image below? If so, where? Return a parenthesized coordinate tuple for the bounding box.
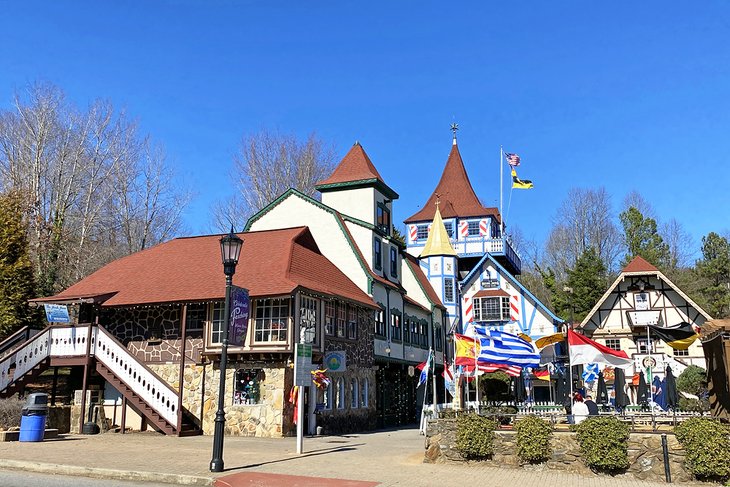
(568, 329, 633, 369)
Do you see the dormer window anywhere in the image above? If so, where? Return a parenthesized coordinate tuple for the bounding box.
(377, 203, 390, 234)
(416, 225, 429, 240)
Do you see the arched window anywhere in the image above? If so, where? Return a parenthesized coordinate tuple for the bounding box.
(322, 381, 333, 410)
(351, 378, 359, 409)
(360, 378, 368, 408)
(336, 378, 345, 409)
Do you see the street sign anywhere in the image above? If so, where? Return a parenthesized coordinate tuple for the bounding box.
(294, 343, 313, 386)
(229, 286, 249, 347)
(44, 304, 70, 323)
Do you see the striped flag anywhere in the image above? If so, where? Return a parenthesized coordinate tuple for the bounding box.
(462, 362, 522, 377)
(466, 326, 541, 368)
(504, 152, 521, 167)
(417, 349, 433, 388)
(442, 362, 455, 398)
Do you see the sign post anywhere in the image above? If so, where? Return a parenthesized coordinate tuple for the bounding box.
(293, 343, 312, 454)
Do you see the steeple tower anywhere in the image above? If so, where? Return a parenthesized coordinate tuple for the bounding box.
(420, 199, 457, 258)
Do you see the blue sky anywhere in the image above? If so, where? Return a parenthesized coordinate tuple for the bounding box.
(2, 1, 729, 257)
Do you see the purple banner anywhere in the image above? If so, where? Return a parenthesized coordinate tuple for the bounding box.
(229, 286, 250, 347)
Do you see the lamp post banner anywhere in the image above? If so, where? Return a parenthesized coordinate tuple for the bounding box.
(229, 286, 250, 347)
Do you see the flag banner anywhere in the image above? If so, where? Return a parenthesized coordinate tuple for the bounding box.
(568, 329, 633, 369)
(511, 168, 534, 189)
(454, 334, 479, 365)
(442, 362, 456, 398)
(504, 152, 521, 167)
(648, 322, 699, 350)
(534, 369, 551, 381)
(535, 332, 564, 349)
(582, 363, 600, 384)
(462, 362, 522, 377)
(466, 326, 541, 368)
(417, 349, 433, 388)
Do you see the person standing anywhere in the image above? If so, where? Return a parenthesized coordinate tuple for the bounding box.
(573, 393, 589, 424)
(585, 394, 599, 416)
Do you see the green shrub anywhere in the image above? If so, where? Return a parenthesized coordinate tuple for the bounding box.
(574, 416, 630, 473)
(678, 396, 709, 413)
(677, 365, 707, 396)
(0, 396, 24, 429)
(675, 418, 730, 481)
(515, 415, 552, 463)
(456, 413, 497, 459)
(481, 405, 518, 425)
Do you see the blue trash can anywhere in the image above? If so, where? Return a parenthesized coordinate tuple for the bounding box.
(19, 414, 46, 442)
(19, 393, 48, 442)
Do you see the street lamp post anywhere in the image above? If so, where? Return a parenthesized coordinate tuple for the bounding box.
(210, 228, 243, 473)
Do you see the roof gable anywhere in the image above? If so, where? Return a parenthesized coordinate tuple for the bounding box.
(316, 142, 398, 198)
(622, 255, 659, 273)
(405, 143, 500, 223)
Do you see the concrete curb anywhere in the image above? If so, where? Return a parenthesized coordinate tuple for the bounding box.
(0, 459, 213, 486)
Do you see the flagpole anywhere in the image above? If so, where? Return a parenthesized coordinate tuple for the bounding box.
(500, 146, 504, 233)
(566, 325, 574, 422)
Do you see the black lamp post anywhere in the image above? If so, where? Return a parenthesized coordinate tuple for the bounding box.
(210, 228, 243, 473)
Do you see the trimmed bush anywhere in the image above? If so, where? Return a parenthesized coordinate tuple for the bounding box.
(456, 413, 497, 459)
(574, 416, 630, 473)
(0, 396, 24, 430)
(481, 405, 518, 425)
(675, 418, 730, 481)
(515, 415, 552, 463)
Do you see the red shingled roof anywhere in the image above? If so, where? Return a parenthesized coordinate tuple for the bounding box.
(405, 143, 500, 223)
(473, 289, 510, 298)
(621, 255, 659, 274)
(44, 227, 376, 308)
(316, 142, 385, 187)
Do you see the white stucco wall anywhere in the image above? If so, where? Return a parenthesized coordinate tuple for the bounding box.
(321, 187, 377, 224)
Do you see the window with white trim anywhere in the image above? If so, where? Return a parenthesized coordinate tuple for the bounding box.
(336, 303, 346, 338)
(673, 348, 689, 357)
(443, 222, 454, 238)
(253, 298, 290, 343)
(467, 221, 480, 236)
(391, 312, 402, 341)
(473, 296, 510, 321)
(347, 306, 357, 340)
(321, 381, 332, 410)
(375, 308, 386, 337)
(361, 378, 368, 407)
(210, 302, 225, 344)
(351, 379, 359, 409)
(636, 338, 656, 354)
(373, 238, 382, 271)
(299, 295, 318, 344)
(444, 278, 455, 303)
(325, 301, 335, 336)
(336, 378, 345, 409)
(376, 203, 390, 234)
(605, 338, 621, 351)
(420, 320, 428, 347)
(390, 247, 398, 278)
(416, 225, 429, 240)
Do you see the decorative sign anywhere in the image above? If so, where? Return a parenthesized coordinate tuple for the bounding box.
(44, 304, 70, 323)
(294, 343, 313, 386)
(324, 351, 346, 372)
(229, 286, 250, 347)
(642, 356, 657, 369)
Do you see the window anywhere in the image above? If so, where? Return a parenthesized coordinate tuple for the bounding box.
(421, 320, 429, 347)
(634, 292, 650, 311)
(233, 369, 262, 405)
(390, 247, 398, 278)
(416, 225, 429, 240)
(347, 306, 357, 340)
(443, 222, 454, 238)
(467, 221, 480, 236)
(403, 317, 411, 343)
(636, 338, 656, 354)
(210, 302, 225, 344)
(444, 278, 455, 303)
(434, 325, 443, 352)
(473, 297, 511, 321)
(360, 378, 368, 407)
(493, 223, 501, 238)
(336, 378, 345, 409)
(373, 239, 382, 270)
(336, 303, 346, 338)
(376, 203, 390, 234)
(254, 298, 290, 342)
(605, 339, 621, 351)
(673, 348, 689, 357)
(322, 381, 333, 410)
(391, 312, 402, 341)
(325, 302, 335, 336)
(185, 304, 206, 332)
(375, 309, 386, 336)
(350, 379, 359, 409)
(299, 296, 318, 344)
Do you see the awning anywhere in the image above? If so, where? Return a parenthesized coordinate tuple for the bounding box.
(29, 292, 118, 307)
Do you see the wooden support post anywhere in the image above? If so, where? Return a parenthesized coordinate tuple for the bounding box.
(177, 304, 188, 432)
(79, 318, 96, 433)
(120, 396, 127, 434)
(51, 367, 58, 406)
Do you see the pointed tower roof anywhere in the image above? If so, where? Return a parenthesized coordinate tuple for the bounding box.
(405, 142, 499, 223)
(420, 204, 457, 258)
(316, 142, 398, 199)
(621, 255, 659, 274)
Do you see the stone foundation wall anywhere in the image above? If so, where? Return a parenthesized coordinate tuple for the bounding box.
(424, 419, 692, 483)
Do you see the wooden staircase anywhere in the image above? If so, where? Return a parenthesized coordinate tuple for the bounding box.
(0, 325, 202, 437)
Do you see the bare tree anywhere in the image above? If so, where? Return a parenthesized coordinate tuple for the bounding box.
(0, 82, 190, 294)
(660, 218, 694, 270)
(622, 190, 657, 220)
(212, 130, 336, 231)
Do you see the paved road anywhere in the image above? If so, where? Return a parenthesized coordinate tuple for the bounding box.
(0, 471, 174, 487)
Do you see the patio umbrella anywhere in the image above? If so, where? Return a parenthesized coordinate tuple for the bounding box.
(614, 367, 630, 410)
(665, 365, 679, 410)
(637, 371, 650, 406)
(652, 375, 667, 410)
(596, 371, 609, 405)
(555, 369, 569, 410)
(514, 370, 526, 403)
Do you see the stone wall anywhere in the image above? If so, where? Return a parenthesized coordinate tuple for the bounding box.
(424, 419, 693, 483)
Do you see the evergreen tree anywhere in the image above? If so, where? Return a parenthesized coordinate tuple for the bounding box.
(619, 206, 670, 268)
(0, 192, 39, 339)
(696, 232, 730, 318)
(564, 247, 608, 323)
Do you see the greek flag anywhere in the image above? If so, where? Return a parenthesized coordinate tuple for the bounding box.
(469, 325, 540, 368)
(582, 363, 599, 384)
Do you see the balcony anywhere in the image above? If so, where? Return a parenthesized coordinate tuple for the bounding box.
(452, 236, 521, 274)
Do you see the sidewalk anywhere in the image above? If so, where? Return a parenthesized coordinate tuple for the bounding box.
(0, 427, 687, 487)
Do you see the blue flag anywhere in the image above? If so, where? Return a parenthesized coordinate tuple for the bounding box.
(418, 350, 433, 388)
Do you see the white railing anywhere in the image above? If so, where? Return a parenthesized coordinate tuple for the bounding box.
(50, 326, 94, 357)
(93, 326, 179, 425)
(0, 329, 51, 391)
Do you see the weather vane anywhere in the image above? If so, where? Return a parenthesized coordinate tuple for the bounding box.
(450, 122, 459, 138)
(435, 193, 441, 209)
